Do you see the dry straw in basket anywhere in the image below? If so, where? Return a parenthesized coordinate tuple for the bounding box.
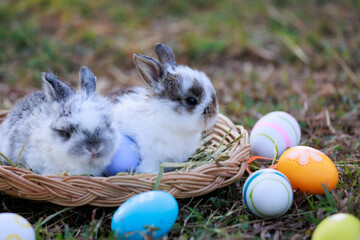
(0, 111, 250, 207)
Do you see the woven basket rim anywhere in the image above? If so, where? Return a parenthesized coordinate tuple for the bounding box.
(0, 111, 250, 207)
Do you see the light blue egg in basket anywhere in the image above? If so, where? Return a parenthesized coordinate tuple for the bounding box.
(105, 133, 140, 176)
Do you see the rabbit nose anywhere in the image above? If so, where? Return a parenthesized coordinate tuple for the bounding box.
(85, 144, 100, 155)
(203, 105, 216, 117)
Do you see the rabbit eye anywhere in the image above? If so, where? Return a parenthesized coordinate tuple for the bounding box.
(54, 129, 71, 140)
(186, 97, 198, 106)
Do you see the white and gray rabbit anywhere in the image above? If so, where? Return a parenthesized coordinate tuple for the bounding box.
(110, 43, 218, 174)
(0, 67, 120, 175)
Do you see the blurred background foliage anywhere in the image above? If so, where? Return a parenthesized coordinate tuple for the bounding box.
(0, 0, 359, 238)
(1, 0, 359, 146)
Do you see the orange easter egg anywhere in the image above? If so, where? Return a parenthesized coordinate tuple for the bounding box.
(277, 146, 338, 194)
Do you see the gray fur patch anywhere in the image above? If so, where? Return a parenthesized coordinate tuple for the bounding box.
(80, 66, 96, 95)
(108, 87, 138, 103)
(69, 130, 114, 160)
(43, 72, 74, 101)
(1, 91, 48, 162)
(9, 91, 45, 124)
(155, 43, 177, 67)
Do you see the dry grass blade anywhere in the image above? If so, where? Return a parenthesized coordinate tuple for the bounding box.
(162, 130, 243, 172)
(0, 151, 16, 167)
(17, 132, 32, 166)
(330, 49, 360, 88)
(153, 164, 165, 191)
(277, 31, 309, 64)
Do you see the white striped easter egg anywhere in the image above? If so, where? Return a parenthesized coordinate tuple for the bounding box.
(0, 213, 35, 240)
(250, 111, 301, 158)
(242, 169, 293, 218)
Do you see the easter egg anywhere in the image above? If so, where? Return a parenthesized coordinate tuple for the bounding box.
(312, 213, 360, 240)
(0, 213, 35, 240)
(242, 169, 293, 218)
(277, 146, 338, 194)
(105, 133, 140, 176)
(111, 191, 179, 240)
(250, 111, 301, 158)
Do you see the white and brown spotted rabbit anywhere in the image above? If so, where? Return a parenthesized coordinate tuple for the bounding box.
(110, 43, 218, 173)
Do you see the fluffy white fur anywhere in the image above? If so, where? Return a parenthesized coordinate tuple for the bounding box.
(0, 102, 116, 175)
(0, 67, 120, 175)
(113, 89, 205, 173)
(112, 43, 218, 173)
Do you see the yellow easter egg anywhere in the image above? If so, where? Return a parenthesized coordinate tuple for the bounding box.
(312, 213, 360, 240)
(277, 146, 338, 194)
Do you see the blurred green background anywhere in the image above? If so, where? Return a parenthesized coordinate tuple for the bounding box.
(1, 1, 359, 123)
(0, 0, 359, 238)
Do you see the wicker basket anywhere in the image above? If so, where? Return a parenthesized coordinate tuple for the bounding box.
(0, 111, 250, 207)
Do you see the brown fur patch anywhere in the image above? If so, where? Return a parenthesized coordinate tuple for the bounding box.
(161, 74, 181, 101)
(203, 92, 218, 118)
(182, 79, 204, 113)
(189, 79, 204, 104)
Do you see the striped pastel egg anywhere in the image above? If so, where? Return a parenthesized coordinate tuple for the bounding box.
(250, 111, 301, 158)
(242, 169, 293, 218)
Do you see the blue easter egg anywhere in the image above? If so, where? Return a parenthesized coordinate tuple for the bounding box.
(111, 191, 179, 240)
(105, 133, 140, 176)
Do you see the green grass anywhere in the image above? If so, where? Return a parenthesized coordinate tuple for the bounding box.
(0, 0, 359, 239)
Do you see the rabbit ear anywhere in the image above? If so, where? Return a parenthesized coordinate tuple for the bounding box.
(155, 43, 177, 66)
(133, 54, 163, 87)
(79, 66, 96, 95)
(42, 72, 74, 102)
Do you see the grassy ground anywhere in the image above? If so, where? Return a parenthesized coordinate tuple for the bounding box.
(0, 0, 359, 239)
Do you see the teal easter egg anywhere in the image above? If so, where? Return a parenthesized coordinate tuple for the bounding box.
(242, 169, 293, 218)
(111, 191, 179, 240)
